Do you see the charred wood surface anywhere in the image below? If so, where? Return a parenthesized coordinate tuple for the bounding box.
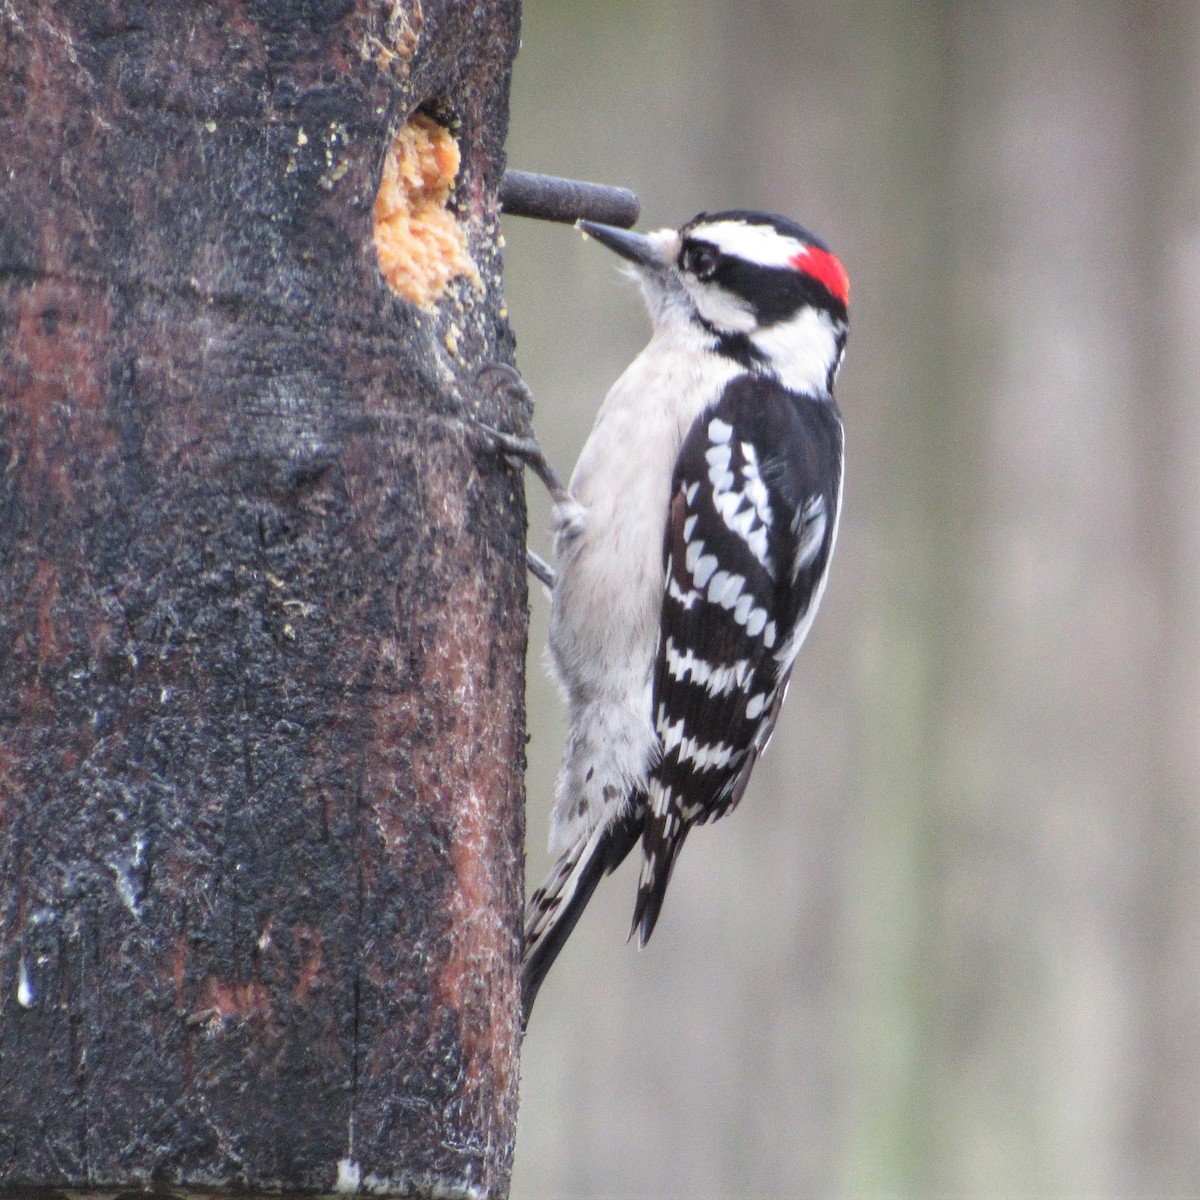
(0, 2, 525, 1196)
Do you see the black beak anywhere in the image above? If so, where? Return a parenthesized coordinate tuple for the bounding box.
(577, 220, 664, 269)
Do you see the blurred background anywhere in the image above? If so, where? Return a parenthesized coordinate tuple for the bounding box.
(499, 3, 1200, 1196)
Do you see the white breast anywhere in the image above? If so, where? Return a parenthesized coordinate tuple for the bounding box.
(551, 319, 738, 690)
(544, 317, 740, 853)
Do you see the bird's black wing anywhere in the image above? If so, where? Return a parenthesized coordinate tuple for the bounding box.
(631, 375, 843, 944)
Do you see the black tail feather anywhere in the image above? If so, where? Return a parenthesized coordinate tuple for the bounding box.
(630, 818, 689, 948)
(521, 806, 641, 1028)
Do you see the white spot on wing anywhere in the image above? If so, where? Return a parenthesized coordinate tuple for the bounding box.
(774, 467, 842, 672)
(706, 444, 731, 471)
(707, 570, 745, 608)
(741, 444, 773, 523)
(692, 552, 718, 588)
(668, 575, 699, 610)
(656, 714, 739, 772)
(700, 428, 774, 569)
(706, 442, 735, 490)
(663, 638, 753, 697)
(714, 489, 743, 524)
(793, 494, 828, 579)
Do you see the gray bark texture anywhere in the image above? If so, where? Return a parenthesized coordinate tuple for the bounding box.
(0, 2, 526, 1197)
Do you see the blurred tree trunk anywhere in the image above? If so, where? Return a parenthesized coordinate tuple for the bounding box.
(852, 4, 1200, 1195)
(1127, 2, 1200, 1190)
(721, 4, 965, 1195)
(932, 6, 1162, 1194)
(826, 4, 963, 1192)
(0, 2, 525, 1197)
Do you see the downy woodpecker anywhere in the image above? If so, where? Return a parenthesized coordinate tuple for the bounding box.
(490, 210, 848, 1024)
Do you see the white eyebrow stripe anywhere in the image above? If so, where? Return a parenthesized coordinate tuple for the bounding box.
(691, 220, 809, 269)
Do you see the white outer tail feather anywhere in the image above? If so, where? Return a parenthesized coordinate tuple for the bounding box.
(525, 820, 608, 949)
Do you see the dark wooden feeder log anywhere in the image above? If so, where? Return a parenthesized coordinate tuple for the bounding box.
(0, 2, 526, 1197)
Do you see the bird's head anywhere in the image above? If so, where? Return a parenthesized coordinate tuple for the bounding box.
(580, 210, 849, 397)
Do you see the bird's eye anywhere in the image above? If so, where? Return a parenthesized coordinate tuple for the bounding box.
(683, 242, 720, 280)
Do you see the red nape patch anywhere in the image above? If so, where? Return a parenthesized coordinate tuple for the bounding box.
(789, 246, 849, 306)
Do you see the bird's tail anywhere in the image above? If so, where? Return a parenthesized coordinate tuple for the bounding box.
(522, 805, 641, 1027)
(630, 784, 689, 948)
